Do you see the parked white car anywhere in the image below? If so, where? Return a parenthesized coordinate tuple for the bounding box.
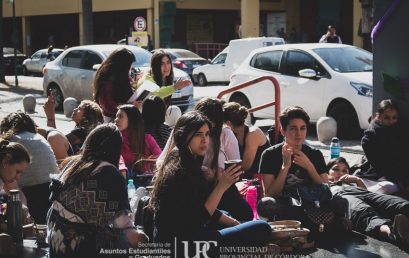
(192, 37, 285, 86)
(225, 43, 373, 138)
(22, 48, 64, 75)
(42, 44, 194, 111)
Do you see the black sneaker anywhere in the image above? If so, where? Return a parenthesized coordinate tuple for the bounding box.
(393, 214, 409, 245)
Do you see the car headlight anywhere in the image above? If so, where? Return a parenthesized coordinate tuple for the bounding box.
(350, 82, 373, 97)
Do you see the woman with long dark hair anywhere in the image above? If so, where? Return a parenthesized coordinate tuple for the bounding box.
(142, 96, 171, 150)
(134, 49, 191, 106)
(48, 124, 147, 257)
(115, 104, 161, 175)
(150, 111, 271, 254)
(157, 98, 252, 221)
(223, 102, 270, 179)
(93, 48, 135, 122)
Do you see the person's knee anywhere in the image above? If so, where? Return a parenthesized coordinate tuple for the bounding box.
(378, 181, 399, 194)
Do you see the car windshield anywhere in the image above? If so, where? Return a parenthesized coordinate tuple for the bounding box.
(3, 47, 23, 55)
(171, 50, 201, 58)
(313, 47, 373, 73)
(102, 48, 151, 67)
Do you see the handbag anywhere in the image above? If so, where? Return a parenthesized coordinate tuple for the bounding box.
(297, 183, 335, 233)
(269, 220, 314, 252)
(297, 183, 333, 207)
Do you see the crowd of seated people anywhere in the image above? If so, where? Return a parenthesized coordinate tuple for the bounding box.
(2, 47, 409, 257)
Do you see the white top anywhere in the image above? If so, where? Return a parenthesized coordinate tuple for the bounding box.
(156, 127, 240, 170)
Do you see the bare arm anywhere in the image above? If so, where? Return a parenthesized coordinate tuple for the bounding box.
(204, 164, 242, 215)
(43, 95, 57, 128)
(241, 128, 266, 171)
(262, 167, 288, 198)
(47, 133, 69, 164)
(338, 175, 367, 189)
(218, 213, 240, 226)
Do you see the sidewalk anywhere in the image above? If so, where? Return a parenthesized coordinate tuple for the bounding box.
(0, 76, 44, 104)
(1, 75, 364, 165)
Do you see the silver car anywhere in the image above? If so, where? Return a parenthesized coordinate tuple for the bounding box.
(42, 44, 194, 111)
(22, 48, 64, 75)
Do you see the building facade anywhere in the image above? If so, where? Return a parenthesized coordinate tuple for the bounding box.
(2, 0, 366, 56)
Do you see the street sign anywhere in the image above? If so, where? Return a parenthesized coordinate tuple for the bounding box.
(130, 31, 148, 47)
(134, 17, 147, 32)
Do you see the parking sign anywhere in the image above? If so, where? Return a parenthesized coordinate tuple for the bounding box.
(134, 17, 147, 31)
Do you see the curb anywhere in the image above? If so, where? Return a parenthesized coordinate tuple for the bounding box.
(0, 94, 43, 104)
(0, 96, 23, 105)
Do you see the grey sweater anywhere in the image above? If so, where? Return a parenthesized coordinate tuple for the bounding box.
(14, 132, 59, 188)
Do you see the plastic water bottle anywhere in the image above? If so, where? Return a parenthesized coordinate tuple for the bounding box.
(330, 137, 340, 159)
(127, 179, 136, 202)
(7, 190, 23, 244)
(246, 186, 259, 220)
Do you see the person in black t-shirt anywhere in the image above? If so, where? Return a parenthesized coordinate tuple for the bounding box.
(257, 106, 329, 221)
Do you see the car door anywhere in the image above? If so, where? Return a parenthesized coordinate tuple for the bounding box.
(280, 49, 329, 121)
(80, 50, 103, 99)
(237, 50, 284, 119)
(206, 53, 227, 82)
(61, 50, 85, 100)
(36, 52, 48, 72)
(26, 51, 42, 72)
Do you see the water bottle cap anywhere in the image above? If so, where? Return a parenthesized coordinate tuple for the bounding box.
(331, 137, 339, 143)
(128, 179, 134, 184)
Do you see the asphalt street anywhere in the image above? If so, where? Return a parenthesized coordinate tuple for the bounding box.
(0, 75, 364, 166)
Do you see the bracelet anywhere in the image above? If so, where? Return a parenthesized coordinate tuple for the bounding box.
(48, 119, 55, 122)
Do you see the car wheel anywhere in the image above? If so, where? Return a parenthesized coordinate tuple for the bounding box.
(328, 102, 361, 140)
(47, 84, 64, 111)
(197, 74, 207, 87)
(230, 94, 256, 125)
(22, 66, 28, 76)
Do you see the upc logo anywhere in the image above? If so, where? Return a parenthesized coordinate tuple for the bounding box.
(181, 240, 218, 258)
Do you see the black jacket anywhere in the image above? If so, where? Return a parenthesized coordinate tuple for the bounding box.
(356, 120, 408, 184)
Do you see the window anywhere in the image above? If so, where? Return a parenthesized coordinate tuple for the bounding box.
(313, 47, 372, 73)
(82, 51, 102, 70)
(62, 50, 83, 68)
(31, 52, 42, 59)
(284, 50, 326, 77)
(212, 53, 227, 64)
(251, 51, 283, 72)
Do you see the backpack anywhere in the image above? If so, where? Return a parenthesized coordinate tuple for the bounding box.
(134, 195, 154, 241)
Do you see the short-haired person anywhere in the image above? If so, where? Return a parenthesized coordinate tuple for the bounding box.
(258, 106, 328, 221)
(42, 97, 103, 162)
(319, 25, 342, 43)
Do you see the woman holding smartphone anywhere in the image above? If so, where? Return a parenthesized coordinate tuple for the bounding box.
(150, 111, 271, 254)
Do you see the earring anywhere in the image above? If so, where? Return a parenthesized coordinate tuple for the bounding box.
(187, 145, 193, 155)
